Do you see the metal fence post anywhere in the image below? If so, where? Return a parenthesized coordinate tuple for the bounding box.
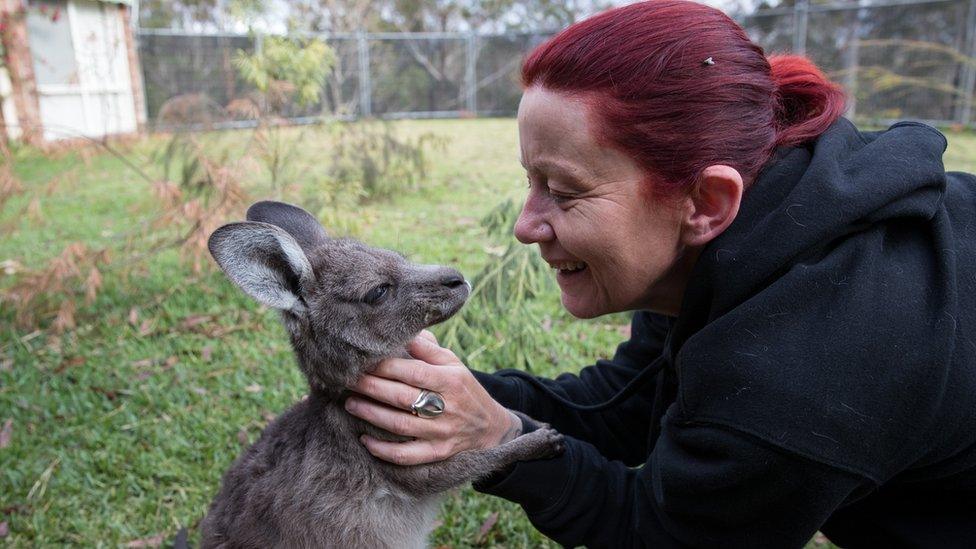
(793, 0, 809, 55)
(357, 31, 372, 118)
(843, 8, 863, 120)
(465, 31, 478, 115)
(959, 0, 976, 127)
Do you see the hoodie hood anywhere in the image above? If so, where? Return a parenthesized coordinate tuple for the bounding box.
(665, 118, 976, 482)
(682, 118, 948, 325)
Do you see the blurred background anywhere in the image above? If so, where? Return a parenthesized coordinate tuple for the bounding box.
(0, 0, 974, 547)
(4, 0, 974, 140)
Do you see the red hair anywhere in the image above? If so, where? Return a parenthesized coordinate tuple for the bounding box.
(521, 0, 846, 198)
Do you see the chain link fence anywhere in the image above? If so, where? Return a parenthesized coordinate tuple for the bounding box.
(137, 0, 976, 131)
(740, 0, 976, 127)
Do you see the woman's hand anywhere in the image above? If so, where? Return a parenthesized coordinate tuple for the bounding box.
(345, 331, 522, 466)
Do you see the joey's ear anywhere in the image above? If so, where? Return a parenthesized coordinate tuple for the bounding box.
(208, 221, 314, 311)
(246, 201, 329, 252)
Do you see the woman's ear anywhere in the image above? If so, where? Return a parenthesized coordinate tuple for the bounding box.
(680, 165, 743, 247)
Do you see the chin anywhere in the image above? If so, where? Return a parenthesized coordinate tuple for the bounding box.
(561, 295, 609, 319)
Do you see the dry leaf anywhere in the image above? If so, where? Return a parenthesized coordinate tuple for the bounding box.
(132, 358, 154, 368)
(128, 307, 139, 326)
(44, 175, 61, 196)
(0, 259, 22, 275)
(200, 346, 213, 362)
(0, 359, 12, 372)
(84, 267, 102, 304)
(262, 411, 276, 423)
(181, 315, 212, 330)
(0, 163, 24, 210)
(0, 419, 12, 449)
(475, 511, 499, 544)
(191, 386, 208, 396)
(92, 387, 117, 400)
(26, 197, 43, 223)
(540, 316, 552, 332)
(244, 384, 262, 393)
(164, 356, 178, 368)
(237, 428, 249, 446)
(54, 356, 85, 373)
(124, 533, 166, 548)
(52, 300, 76, 333)
(138, 319, 153, 337)
(0, 520, 8, 538)
(46, 336, 62, 354)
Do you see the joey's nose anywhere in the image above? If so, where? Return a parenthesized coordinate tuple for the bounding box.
(441, 272, 466, 288)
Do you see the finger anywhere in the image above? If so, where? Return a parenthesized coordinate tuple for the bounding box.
(371, 357, 449, 390)
(345, 397, 437, 438)
(417, 330, 438, 346)
(352, 374, 426, 411)
(360, 435, 446, 466)
(406, 336, 459, 366)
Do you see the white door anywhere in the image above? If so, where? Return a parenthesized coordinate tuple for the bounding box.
(26, 0, 137, 141)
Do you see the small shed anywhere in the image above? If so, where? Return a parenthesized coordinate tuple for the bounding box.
(0, 0, 145, 144)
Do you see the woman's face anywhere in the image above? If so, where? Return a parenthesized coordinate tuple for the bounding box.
(515, 86, 692, 318)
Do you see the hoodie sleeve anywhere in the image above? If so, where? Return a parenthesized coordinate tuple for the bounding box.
(472, 311, 671, 465)
(474, 418, 870, 548)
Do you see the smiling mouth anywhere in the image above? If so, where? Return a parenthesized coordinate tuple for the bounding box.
(550, 261, 587, 275)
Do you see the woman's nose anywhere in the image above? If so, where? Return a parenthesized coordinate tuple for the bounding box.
(514, 192, 555, 244)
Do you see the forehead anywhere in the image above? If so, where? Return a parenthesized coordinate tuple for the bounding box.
(312, 240, 402, 273)
(516, 87, 640, 181)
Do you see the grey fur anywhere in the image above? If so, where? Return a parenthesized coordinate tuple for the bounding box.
(201, 201, 564, 549)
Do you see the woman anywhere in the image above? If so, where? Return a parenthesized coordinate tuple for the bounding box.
(344, 1, 976, 547)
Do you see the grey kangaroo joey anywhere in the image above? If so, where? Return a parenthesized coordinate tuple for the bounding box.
(200, 201, 564, 549)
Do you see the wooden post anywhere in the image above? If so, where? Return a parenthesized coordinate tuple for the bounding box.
(119, 3, 147, 133)
(0, 0, 43, 145)
(0, 71, 8, 149)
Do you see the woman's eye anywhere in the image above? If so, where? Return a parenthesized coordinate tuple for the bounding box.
(547, 188, 574, 204)
(363, 284, 391, 305)
(527, 174, 573, 204)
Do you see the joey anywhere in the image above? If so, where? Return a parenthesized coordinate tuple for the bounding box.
(200, 201, 563, 549)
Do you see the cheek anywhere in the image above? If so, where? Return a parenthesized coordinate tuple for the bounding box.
(586, 221, 680, 283)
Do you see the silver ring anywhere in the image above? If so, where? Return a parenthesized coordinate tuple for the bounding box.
(410, 389, 445, 418)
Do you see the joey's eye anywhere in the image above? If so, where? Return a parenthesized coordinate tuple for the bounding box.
(363, 283, 392, 305)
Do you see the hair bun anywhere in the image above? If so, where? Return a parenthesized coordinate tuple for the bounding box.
(769, 54, 847, 148)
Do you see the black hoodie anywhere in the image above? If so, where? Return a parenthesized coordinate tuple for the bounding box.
(472, 118, 976, 548)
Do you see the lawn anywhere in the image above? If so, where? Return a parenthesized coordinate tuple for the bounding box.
(1, 119, 974, 547)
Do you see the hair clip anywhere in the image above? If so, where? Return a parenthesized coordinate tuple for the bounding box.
(702, 57, 715, 66)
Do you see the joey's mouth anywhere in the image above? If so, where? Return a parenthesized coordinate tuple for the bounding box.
(549, 261, 587, 276)
(422, 290, 469, 326)
(423, 302, 463, 326)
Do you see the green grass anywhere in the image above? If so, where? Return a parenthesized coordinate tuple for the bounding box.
(1, 119, 974, 547)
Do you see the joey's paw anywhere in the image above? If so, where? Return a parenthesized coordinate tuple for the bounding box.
(536, 426, 565, 459)
(516, 425, 564, 460)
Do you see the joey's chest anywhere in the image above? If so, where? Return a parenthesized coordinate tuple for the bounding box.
(359, 487, 441, 548)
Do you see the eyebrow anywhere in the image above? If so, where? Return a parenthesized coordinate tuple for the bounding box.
(520, 157, 588, 183)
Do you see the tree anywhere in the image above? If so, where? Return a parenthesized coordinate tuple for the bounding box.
(139, 0, 221, 30)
